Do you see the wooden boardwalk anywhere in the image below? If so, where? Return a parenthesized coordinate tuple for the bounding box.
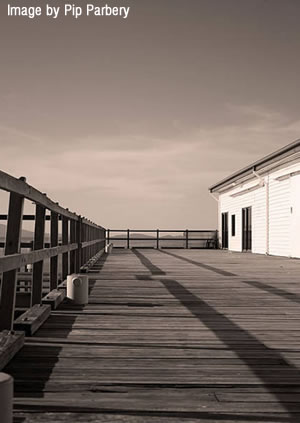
(6, 248, 300, 422)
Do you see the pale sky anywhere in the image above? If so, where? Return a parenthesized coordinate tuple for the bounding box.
(0, 0, 300, 229)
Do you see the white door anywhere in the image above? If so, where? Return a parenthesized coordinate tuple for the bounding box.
(290, 174, 300, 258)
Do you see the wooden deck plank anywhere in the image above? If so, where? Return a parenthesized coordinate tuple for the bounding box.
(5, 249, 300, 422)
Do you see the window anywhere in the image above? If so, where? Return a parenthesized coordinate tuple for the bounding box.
(222, 212, 229, 248)
(231, 214, 236, 237)
(242, 207, 252, 251)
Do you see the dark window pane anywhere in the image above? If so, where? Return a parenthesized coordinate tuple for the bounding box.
(231, 215, 236, 237)
(222, 212, 228, 249)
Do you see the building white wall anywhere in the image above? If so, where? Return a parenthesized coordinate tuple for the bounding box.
(268, 161, 300, 258)
(252, 184, 267, 254)
(219, 181, 266, 254)
(218, 159, 300, 258)
(290, 174, 300, 258)
(268, 177, 290, 257)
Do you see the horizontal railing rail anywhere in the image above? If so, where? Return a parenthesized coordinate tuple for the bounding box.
(106, 229, 218, 249)
(0, 170, 106, 337)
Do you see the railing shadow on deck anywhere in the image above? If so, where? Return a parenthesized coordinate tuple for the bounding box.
(132, 249, 300, 419)
(5, 276, 99, 397)
(157, 250, 300, 307)
(4, 250, 107, 397)
(10, 250, 300, 422)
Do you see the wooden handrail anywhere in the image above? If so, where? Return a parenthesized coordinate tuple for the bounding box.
(108, 229, 217, 233)
(0, 171, 106, 335)
(0, 170, 78, 220)
(0, 244, 77, 273)
(0, 215, 104, 229)
(106, 229, 218, 249)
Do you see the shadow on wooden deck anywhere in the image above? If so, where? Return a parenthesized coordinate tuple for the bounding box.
(5, 280, 98, 397)
(133, 249, 300, 419)
(6, 249, 300, 422)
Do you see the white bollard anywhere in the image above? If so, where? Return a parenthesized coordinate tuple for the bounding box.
(26, 263, 33, 272)
(67, 274, 89, 304)
(105, 243, 113, 254)
(0, 373, 13, 423)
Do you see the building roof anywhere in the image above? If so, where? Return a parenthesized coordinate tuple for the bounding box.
(209, 138, 300, 193)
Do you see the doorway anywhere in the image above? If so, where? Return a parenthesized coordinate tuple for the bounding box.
(221, 212, 229, 249)
(242, 207, 252, 251)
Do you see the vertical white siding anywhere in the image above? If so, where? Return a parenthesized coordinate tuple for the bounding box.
(218, 160, 300, 258)
(268, 178, 291, 257)
(290, 174, 300, 258)
(268, 161, 300, 257)
(219, 183, 266, 254)
(252, 187, 267, 254)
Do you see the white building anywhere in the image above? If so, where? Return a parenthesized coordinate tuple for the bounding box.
(209, 139, 300, 258)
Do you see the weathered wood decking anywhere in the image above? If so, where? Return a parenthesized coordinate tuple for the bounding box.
(6, 249, 300, 422)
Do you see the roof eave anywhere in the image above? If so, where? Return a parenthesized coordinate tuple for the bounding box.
(209, 138, 300, 193)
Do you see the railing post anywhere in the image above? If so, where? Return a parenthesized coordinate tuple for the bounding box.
(156, 229, 159, 249)
(92, 226, 96, 256)
(107, 229, 110, 245)
(62, 216, 69, 281)
(86, 225, 88, 260)
(127, 229, 130, 249)
(76, 216, 82, 273)
(84, 222, 87, 264)
(95, 227, 97, 255)
(88, 225, 91, 261)
(186, 229, 189, 249)
(102, 227, 105, 250)
(84, 223, 87, 264)
(70, 219, 76, 274)
(31, 204, 46, 306)
(86, 224, 89, 262)
(50, 211, 58, 290)
(0, 183, 25, 330)
(80, 222, 85, 267)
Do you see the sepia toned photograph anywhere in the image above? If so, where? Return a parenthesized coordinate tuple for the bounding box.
(0, 0, 300, 422)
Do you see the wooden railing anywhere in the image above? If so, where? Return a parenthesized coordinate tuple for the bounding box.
(0, 170, 105, 368)
(107, 229, 218, 249)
